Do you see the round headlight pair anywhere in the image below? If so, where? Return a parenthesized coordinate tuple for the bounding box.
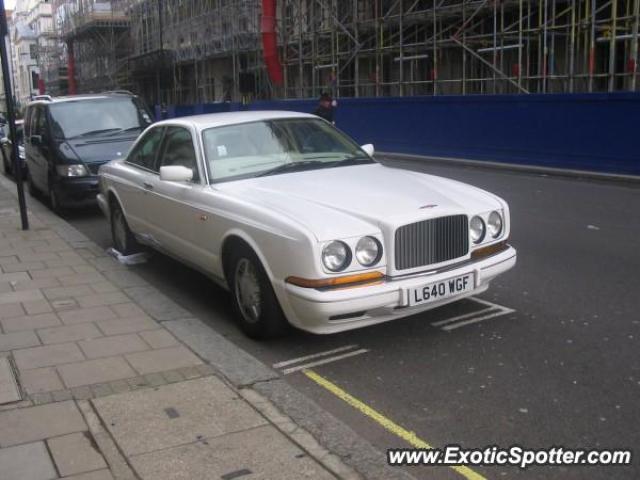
(470, 211, 503, 244)
(322, 237, 382, 272)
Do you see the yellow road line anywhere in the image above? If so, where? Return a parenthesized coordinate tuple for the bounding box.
(304, 369, 487, 480)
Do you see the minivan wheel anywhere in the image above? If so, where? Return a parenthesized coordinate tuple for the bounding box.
(228, 245, 289, 339)
(1, 151, 10, 176)
(48, 185, 64, 214)
(27, 171, 37, 196)
(111, 202, 140, 255)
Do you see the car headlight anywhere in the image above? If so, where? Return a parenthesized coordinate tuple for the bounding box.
(322, 240, 351, 272)
(487, 211, 503, 238)
(355, 236, 382, 267)
(470, 215, 486, 244)
(18, 145, 25, 160)
(56, 164, 88, 177)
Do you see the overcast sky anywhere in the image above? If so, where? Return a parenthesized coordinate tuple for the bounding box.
(5, 0, 16, 10)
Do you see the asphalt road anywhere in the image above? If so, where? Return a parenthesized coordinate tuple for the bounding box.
(25, 158, 640, 480)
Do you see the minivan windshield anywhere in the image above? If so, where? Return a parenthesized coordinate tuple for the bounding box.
(202, 118, 374, 183)
(49, 97, 152, 140)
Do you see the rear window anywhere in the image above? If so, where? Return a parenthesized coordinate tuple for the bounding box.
(48, 97, 153, 139)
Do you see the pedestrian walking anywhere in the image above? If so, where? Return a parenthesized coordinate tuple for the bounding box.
(313, 92, 336, 124)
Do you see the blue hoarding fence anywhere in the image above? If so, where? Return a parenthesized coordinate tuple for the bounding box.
(155, 93, 640, 176)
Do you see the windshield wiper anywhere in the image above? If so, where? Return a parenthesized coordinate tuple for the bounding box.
(69, 128, 122, 139)
(330, 156, 374, 166)
(256, 160, 330, 177)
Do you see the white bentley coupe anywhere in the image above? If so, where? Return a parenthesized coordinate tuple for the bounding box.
(98, 111, 516, 338)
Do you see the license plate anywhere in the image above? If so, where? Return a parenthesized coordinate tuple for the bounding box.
(407, 273, 474, 307)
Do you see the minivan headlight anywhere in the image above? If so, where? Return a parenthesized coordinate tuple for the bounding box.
(322, 241, 351, 272)
(56, 164, 88, 177)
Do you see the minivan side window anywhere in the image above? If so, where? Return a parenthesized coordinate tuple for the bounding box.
(34, 108, 48, 137)
(127, 127, 164, 172)
(24, 108, 33, 137)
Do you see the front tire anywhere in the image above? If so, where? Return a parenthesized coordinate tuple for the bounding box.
(228, 245, 289, 339)
(48, 184, 63, 214)
(110, 202, 140, 255)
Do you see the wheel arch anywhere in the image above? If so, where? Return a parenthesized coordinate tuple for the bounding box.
(220, 229, 276, 286)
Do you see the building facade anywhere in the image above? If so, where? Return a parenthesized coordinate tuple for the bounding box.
(22, 1, 640, 107)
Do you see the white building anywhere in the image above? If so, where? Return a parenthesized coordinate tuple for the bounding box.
(9, 0, 54, 108)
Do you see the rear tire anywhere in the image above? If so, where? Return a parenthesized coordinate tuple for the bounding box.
(227, 244, 289, 339)
(110, 202, 140, 255)
(27, 171, 37, 197)
(1, 150, 10, 176)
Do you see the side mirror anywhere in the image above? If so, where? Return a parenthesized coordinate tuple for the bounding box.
(160, 165, 193, 182)
(30, 135, 42, 146)
(361, 143, 375, 157)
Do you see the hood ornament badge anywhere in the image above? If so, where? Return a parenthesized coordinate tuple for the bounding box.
(419, 204, 438, 209)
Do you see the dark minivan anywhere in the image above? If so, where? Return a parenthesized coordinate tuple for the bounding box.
(25, 92, 153, 212)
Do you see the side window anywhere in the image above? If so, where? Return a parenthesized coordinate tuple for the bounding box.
(127, 127, 164, 171)
(34, 107, 48, 137)
(24, 108, 33, 137)
(158, 127, 199, 182)
(28, 108, 40, 139)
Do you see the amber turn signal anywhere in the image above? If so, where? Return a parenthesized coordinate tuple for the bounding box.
(286, 271, 385, 289)
(471, 240, 509, 260)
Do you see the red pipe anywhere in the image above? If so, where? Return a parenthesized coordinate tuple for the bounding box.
(67, 40, 77, 95)
(261, 0, 283, 86)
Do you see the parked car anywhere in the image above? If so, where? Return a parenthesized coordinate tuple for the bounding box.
(1, 119, 26, 178)
(97, 111, 516, 338)
(24, 92, 153, 212)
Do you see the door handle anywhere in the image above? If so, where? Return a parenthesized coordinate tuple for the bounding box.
(143, 182, 154, 191)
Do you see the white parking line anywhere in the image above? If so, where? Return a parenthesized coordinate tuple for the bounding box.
(280, 349, 370, 375)
(442, 308, 515, 331)
(272, 345, 359, 369)
(431, 297, 515, 331)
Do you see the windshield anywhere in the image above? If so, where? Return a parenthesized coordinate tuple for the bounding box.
(202, 118, 373, 183)
(49, 97, 152, 139)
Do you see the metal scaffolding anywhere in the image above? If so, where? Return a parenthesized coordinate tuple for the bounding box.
(45, 0, 640, 102)
(281, 0, 640, 98)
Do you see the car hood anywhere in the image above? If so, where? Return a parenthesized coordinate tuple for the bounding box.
(63, 136, 136, 164)
(216, 163, 503, 241)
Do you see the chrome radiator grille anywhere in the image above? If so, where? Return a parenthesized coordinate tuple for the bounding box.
(394, 215, 469, 270)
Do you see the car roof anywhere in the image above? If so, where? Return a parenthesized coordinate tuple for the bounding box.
(27, 92, 136, 107)
(155, 110, 317, 130)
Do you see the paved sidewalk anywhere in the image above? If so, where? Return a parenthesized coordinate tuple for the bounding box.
(0, 177, 358, 480)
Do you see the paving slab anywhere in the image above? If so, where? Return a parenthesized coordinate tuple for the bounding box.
(129, 425, 335, 480)
(0, 302, 24, 319)
(58, 356, 137, 389)
(13, 343, 85, 370)
(37, 323, 103, 345)
(95, 316, 159, 336)
(77, 292, 130, 308)
(0, 441, 57, 480)
(79, 334, 149, 359)
(93, 376, 267, 456)
(1, 313, 61, 333)
(48, 432, 108, 477)
(65, 470, 114, 480)
(125, 346, 202, 375)
(0, 330, 40, 352)
(22, 300, 54, 315)
(19, 366, 64, 395)
(138, 329, 179, 349)
(0, 401, 86, 447)
(0, 356, 21, 404)
(58, 306, 117, 325)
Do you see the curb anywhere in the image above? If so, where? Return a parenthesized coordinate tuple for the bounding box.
(0, 174, 410, 480)
(379, 152, 640, 184)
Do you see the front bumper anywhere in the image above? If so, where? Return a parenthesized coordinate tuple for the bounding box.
(53, 175, 100, 208)
(279, 246, 517, 334)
